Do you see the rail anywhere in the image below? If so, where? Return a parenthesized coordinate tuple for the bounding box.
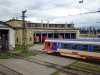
(4, 51, 100, 75)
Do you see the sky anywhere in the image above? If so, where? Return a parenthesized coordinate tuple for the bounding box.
(0, 0, 100, 28)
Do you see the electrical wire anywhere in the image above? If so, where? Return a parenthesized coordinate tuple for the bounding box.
(42, 10, 100, 20)
(33, 0, 78, 13)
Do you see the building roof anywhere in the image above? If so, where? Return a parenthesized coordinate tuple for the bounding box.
(0, 21, 14, 29)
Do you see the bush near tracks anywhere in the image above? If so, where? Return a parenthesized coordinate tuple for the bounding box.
(0, 54, 11, 59)
(70, 61, 100, 73)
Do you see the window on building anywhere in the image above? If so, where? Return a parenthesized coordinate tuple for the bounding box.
(72, 44, 77, 50)
(30, 37, 32, 41)
(93, 45, 100, 52)
(82, 44, 88, 51)
(55, 24, 57, 27)
(17, 38, 18, 42)
(64, 43, 68, 49)
(68, 25, 70, 27)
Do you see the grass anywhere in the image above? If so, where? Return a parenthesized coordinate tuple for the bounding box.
(0, 54, 11, 59)
(70, 61, 100, 73)
(14, 46, 22, 52)
(13, 44, 38, 57)
(17, 51, 37, 57)
(14, 44, 34, 52)
(51, 72, 61, 75)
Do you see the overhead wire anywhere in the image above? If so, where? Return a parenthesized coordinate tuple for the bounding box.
(32, 0, 78, 13)
(35, 0, 56, 8)
(42, 10, 100, 20)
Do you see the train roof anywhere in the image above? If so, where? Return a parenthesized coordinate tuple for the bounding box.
(45, 38, 100, 42)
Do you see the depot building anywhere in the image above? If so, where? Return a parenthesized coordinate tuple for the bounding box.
(6, 19, 79, 45)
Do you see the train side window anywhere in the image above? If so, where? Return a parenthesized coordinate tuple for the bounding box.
(93, 45, 100, 52)
(82, 45, 88, 51)
(53, 43, 56, 47)
(64, 43, 68, 49)
(72, 44, 77, 50)
(58, 43, 62, 48)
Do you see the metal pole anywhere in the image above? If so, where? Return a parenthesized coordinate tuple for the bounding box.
(22, 10, 27, 52)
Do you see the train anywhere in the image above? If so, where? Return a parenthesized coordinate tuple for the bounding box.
(43, 38, 100, 60)
(34, 35, 63, 43)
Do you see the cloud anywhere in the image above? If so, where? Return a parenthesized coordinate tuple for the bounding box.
(0, 0, 99, 28)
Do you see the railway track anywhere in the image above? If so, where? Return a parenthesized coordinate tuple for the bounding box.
(4, 51, 100, 75)
(0, 63, 23, 75)
(33, 50, 100, 65)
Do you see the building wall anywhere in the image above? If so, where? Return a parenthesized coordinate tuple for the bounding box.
(76, 30, 80, 38)
(9, 28, 15, 50)
(15, 29, 34, 45)
(6, 20, 34, 46)
(15, 29, 22, 45)
(6, 20, 22, 27)
(26, 29, 34, 45)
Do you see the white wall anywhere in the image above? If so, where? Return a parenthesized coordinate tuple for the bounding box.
(9, 29, 15, 50)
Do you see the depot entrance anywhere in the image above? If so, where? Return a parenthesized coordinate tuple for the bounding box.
(0, 30, 9, 50)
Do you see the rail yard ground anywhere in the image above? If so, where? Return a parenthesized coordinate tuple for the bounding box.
(0, 44, 100, 75)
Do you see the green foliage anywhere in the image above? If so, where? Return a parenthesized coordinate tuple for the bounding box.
(14, 44, 34, 52)
(13, 45, 36, 57)
(70, 61, 100, 73)
(17, 51, 37, 57)
(0, 54, 11, 59)
(14, 46, 22, 52)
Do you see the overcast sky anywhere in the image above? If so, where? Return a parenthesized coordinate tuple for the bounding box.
(0, 0, 100, 28)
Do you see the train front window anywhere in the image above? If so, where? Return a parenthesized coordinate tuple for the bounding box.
(45, 42, 47, 45)
(72, 44, 77, 50)
(48, 42, 50, 46)
(93, 45, 100, 52)
(64, 44, 68, 49)
(45, 42, 50, 46)
(82, 45, 88, 51)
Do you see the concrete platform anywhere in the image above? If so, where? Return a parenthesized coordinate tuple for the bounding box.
(0, 58, 56, 75)
(29, 44, 76, 66)
(29, 54, 76, 66)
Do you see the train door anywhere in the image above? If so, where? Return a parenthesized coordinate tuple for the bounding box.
(51, 42, 57, 50)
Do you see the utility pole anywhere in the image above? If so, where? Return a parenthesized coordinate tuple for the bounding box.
(22, 10, 28, 52)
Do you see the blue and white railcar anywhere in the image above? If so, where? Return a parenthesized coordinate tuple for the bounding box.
(43, 39, 100, 60)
